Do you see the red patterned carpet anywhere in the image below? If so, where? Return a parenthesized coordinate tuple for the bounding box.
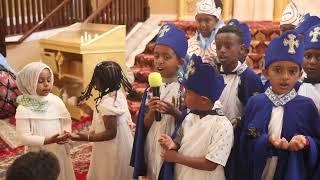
(0, 116, 93, 180)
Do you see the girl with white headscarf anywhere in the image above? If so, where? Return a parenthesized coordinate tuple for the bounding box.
(15, 62, 76, 180)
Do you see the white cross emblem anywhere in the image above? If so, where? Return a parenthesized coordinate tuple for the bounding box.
(283, 34, 299, 54)
(309, 27, 320, 43)
(184, 60, 196, 80)
(158, 25, 170, 38)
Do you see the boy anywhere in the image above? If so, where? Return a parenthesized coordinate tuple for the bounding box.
(227, 19, 251, 63)
(131, 23, 188, 179)
(229, 30, 320, 180)
(215, 25, 263, 126)
(6, 150, 60, 180)
(159, 54, 233, 180)
(186, 0, 224, 65)
(298, 24, 320, 110)
(295, 15, 320, 37)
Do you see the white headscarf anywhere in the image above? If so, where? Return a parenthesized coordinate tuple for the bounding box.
(196, 0, 222, 19)
(280, 1, 304, 26)
(15, 62, 70, 120)
(16, 62, 54, 96)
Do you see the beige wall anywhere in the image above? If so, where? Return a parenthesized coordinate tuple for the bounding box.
(149, 0, 178, 15)
(6, 41, 41, 72)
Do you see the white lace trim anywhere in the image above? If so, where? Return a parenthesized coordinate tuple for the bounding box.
(265, 87, 297, 106)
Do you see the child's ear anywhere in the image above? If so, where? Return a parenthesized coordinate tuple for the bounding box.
(178, 58, 184, 66)
(262, 68, 270, 80)
(298, 70, 303, 78)
(240, 44, 246, 55)
(200, 96, 213, 106)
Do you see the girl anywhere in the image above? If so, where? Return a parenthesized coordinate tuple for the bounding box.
(15, 62, 76, 180)
(71, 61, 134, 180)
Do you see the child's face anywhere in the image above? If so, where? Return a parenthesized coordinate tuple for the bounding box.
(183, 89, 212, 110)
(216, 32, 245, 67)
(36, 68, 52, 96)
(195, 13, 218, 38)
(263, 61, 302, 95)
(153, 45, 183, 79)
(303, 48, 320, 81)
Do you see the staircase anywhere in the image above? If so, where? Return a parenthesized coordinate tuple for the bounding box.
(128, 20, 281, 121)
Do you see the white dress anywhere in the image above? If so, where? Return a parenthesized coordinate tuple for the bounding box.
(15, 93, 76, 180)
(174, 113, 233, 180)
(144, 81, 182, 180)
(87, 90, 134, 180)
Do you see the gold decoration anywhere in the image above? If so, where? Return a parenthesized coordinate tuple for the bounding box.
(158, 25, 170, 37)
(309, 27, 320, 43)
(184, 60, 196, 79)
(283, 34, 299, 54)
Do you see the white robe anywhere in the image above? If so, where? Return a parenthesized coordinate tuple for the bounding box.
(16, 93, 76, 180)
(87, 90, 134, 180)
(298, 83, 320, 111)
(145, 81, 182, 180)
(219, 61, 247, 120)
(174, 113, 233, 180)
(262, 106, 284, 180)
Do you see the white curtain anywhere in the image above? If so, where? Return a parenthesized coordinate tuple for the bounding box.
(233, 0, 274, 21)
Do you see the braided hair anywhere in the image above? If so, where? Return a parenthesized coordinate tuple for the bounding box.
(79, 61, 135, 108)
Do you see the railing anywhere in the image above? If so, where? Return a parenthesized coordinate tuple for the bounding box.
(85, 0, 150, 32)
(2, 0, 90, 37)
(1, 0, 149, 46)
(0, 17, 6, 56)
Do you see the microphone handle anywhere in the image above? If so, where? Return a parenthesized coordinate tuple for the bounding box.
(153, 87, 161, 121)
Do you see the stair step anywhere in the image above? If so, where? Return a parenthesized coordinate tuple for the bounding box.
(131, 66, 153, 83)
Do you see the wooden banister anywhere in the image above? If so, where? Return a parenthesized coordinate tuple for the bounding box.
(6, 0, 71, 44)
(0, 17, 6, 56)
(84, 0, 150, 32)
(84, 0, 112, 23)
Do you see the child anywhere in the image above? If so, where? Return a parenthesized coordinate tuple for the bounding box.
(279, 1, 304, 34)
(6, 150, 60, 180)
(15, 62, 75, 180)
(130, 23, 188, 179)
(71, 61, 134, 180)
(229, 30, 320, 180)
(159, 54, 233, 180)
(227, 19, 251, 63)
(298, 24, 320, 110)
(295, 15, 320, 38)
(215, 25, 263, 126)
(186, 0, 224, 65)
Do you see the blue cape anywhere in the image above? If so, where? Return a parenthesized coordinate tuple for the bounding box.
(226, 93, 320, 180)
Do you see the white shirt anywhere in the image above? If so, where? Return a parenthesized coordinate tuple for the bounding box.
(175, 113, 234, 180)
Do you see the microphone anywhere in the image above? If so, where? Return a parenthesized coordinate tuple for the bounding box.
(148, 72, 163, 121)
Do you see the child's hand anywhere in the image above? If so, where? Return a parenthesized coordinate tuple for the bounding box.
(78, 101, 93, 115)
(157, 97, 178, 116)
(56, 131, 72, 144)
(269, 135, 289, 150)
(230, 118, 238, 129)
(147, 97, 161, 112)
(288, 135, 308, 151)
(160, 150, 178, 163)
(158, 134, 177, 150)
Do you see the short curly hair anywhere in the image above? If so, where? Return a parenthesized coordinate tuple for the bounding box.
(6, 150, 60, 180)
